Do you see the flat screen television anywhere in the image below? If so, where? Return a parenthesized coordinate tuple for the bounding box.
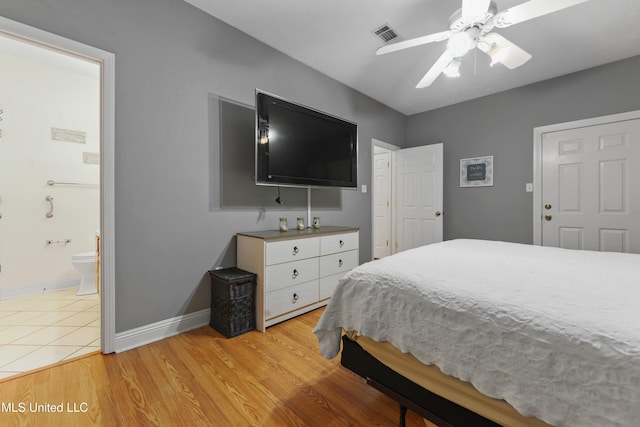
(255, 90, 358, 188)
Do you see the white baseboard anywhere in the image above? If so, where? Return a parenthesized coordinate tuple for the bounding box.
(114, 308, 211, 353)
(0, 278, 80, 300)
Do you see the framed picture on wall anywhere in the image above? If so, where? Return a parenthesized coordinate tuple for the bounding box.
(460, 156, 493, 187)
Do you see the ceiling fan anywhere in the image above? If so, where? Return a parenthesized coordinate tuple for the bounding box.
(376, 0, 591, 88)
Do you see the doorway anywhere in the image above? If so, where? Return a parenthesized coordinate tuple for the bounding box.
(533, 110, 640, 253)
(372, 140, 396, 259)
(0, 17, 115, 367)
(371, 139, 444, 260)
(0, 34, 101, 376)
(395, 143, 444, 252)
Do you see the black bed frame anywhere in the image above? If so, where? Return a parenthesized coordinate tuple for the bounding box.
(340, 335, 501, 427)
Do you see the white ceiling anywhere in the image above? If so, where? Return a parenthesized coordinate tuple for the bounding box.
(186, 0, 640, 115)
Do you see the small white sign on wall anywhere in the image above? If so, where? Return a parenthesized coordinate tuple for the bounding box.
(460, 155, 493, 187)
(83, 151, 100, 165)
(51, 127, 86, 144)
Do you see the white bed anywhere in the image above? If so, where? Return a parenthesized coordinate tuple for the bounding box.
(314, 239, 640, 426)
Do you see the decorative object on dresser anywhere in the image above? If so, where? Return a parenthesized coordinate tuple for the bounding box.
(237, 226, 359, 331)
(208, 267, 257, 338)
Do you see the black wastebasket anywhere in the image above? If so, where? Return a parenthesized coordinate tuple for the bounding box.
(208, 267, 256, 337)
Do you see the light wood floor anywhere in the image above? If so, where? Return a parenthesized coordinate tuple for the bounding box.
(0, 308, 430, 426)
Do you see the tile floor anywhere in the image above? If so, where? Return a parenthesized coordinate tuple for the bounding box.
(0, 288, 100, 379)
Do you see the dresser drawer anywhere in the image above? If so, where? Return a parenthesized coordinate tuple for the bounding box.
(319, 249, 358, 278)
(265, 257, 319, 292)
(320, 273, 348, 301)
(320, 232, 358, 255)
(266, 237, 320, 265)
(265, 281, 319, 320)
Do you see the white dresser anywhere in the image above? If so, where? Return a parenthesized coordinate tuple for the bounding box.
(237, 226, 359, 331)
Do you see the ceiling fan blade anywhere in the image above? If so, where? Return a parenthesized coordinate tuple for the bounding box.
(376, 31, 451, 55)
(495, 0, 590, 28)
(480, 33, 532, 69)
(416, 50, 455, 89)
(462, 0, 492, 20)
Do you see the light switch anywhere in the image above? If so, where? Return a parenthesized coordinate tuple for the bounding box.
(526, 183, 533, 192)
(361, 184, 367, 193)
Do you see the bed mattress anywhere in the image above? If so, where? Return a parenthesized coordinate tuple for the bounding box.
(314, 239, 640, 426)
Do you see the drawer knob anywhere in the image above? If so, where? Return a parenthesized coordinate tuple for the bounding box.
(292, 293, 299, 303)
(292, 269, 299, 279)
(292, 246, 299, 255)
(338, 259, 343, 267)
(339, 240, 344, 248)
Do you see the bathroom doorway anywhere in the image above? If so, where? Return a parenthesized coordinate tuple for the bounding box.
(0, 18, 115, 377)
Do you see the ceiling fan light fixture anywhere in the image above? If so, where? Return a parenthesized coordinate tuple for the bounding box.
(447, 31, 475, 57)
(488, 44, 510, 66)
(443, 58, 462, 77)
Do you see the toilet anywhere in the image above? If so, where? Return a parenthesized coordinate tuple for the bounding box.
(72, 251, 98, 295)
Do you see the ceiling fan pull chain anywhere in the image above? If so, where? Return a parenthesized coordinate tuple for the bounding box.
(474, 49, 477, 75)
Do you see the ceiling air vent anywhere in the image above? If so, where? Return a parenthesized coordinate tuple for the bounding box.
(373, 24, 400, 44)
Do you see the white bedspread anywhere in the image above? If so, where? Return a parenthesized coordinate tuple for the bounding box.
(313, 239, 640, 426)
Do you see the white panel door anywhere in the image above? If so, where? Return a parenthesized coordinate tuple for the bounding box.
(541, 119, 640, 253)
(396, 143, 443, 252)
(373, 151, 391, 259)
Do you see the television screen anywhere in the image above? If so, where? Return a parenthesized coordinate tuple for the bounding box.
(256, 90, 357, 188)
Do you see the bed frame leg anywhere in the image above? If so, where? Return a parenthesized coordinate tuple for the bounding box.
(399, 404, 407, 427)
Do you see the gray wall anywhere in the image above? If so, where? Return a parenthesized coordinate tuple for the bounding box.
(0, 0, 406, 332)
(407, 55, 640, 244)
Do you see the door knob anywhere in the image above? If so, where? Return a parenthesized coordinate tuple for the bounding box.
(544, 214, 552, 221)
(435, 211, 442, 217)
(544, 204, 552, 210)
